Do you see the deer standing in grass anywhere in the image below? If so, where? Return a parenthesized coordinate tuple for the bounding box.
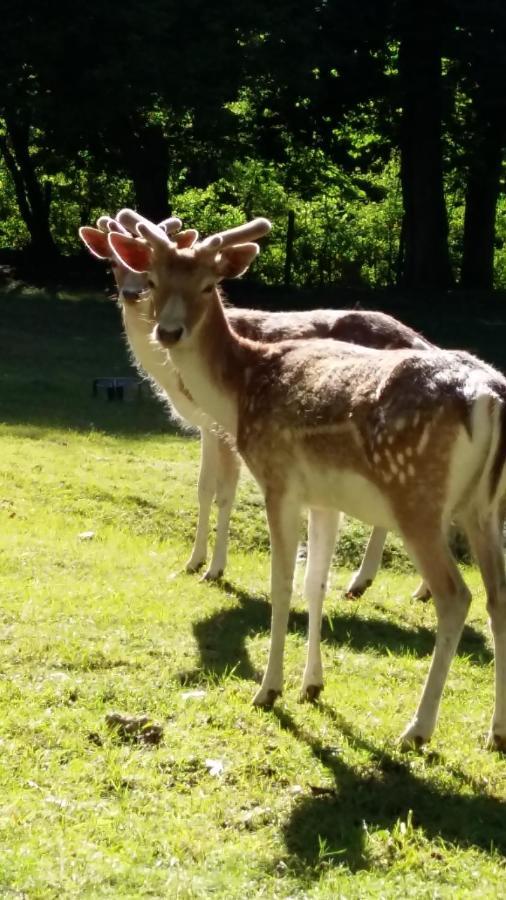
(80, 216, 240, 581)
(107, 211, 506, 751)
(80, 215, 432, 597)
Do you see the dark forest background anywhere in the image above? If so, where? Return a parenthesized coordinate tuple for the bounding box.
(1, 0, 505, 291)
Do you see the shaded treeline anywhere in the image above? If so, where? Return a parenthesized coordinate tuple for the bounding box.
(0, 0, 505, 289)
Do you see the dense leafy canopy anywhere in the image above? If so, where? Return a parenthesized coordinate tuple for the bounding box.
(0, 0, 505, 288)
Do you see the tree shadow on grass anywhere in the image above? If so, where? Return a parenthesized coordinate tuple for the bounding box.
(0, 290, 176, 436)
(276, 704, 506, 873)
(177, 577, 492, 687)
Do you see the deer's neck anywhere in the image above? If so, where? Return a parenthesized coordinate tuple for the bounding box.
(122, 302, 171, 380)
(121, 302, 201, 424)
(168, 292, 253, 438)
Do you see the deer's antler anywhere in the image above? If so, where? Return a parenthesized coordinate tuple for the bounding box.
(115, 209, 271, 257)
(200, 218, 272, 253)
(117, 209, 182, 244)
(96, 215, 129, 236)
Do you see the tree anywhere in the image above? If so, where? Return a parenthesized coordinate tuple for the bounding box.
(394, 1, 454, 289)
(456, 1, 506, 289)
(0, 0, 256, 250)
(0, 2, 60, 259)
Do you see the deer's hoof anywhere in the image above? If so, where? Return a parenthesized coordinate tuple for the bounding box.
(185, 559, 205, 575)
(344, 577, 372, 599)
(412, 585, 432, 602)
(300, 683, 323, 703)
(486, 730, 506, 753)
(201, 567, 223, 582)
(253, 688, 281, 708)
(398, 725, 429, 752)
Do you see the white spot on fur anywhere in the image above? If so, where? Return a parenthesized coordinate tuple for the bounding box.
(395, 418, 406, 431)
(293, 421, 356, 438)
(407, 463, 415, 476)
(417, 425, 430, 455)
(397, 452, 404, 465)
(398, 470, 406, 485)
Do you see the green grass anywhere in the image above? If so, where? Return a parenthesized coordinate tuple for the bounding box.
(1, 286, 506, 897)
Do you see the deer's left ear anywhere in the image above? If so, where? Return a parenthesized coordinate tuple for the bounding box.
(216, 243, 259, 279)
(108, 233, 152, 273)
(79, 227, 111, 260)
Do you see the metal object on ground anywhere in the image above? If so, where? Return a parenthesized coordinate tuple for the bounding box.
(92, 376, 143, 401)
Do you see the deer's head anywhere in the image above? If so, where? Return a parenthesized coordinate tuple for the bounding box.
(108, 211, 271, 348)
(79, 215, 188, 305)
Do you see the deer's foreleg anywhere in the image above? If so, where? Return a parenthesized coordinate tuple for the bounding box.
(301, 508, 340, 700)
(203, 438, 241, 580)
(253, 492, 301, 707)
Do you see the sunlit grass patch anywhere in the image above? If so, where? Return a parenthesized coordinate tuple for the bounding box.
(1, 290, 505, 896)
(2, 416, 505, 897)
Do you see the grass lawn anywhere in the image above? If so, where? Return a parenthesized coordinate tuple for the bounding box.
(0, 285, 505, 897)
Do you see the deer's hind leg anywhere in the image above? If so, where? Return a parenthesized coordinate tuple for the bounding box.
(465, 512, 506, 751)
(345, 526, 387, 598)
(399, 533, 471, 749)
(344, 525, 431, 602)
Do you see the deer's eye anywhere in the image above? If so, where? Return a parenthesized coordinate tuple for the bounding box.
(147, 279, 156, 289)
(110, 260, 119, 269)
(202, 283, 213, 294)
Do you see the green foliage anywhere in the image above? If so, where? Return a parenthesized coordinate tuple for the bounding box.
(2, 137, 506, 289)
(173, 154, 405, 288)
(0, 0, 506, 290)
(0, 155, 29, 248)
(493, 196, 506, 288)
(47, 156, 136, 255)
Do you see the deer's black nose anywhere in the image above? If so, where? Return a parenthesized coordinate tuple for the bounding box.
(156, 324, 184, 346)
(122, 290, 141, 303)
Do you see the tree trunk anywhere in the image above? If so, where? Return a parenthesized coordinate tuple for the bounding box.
(397, 7, 453, 288)
(284, 210, 295, 287)
(123, 122, 170, 223)
(0, 114, 58, 260)
(461, 106, 504, 290)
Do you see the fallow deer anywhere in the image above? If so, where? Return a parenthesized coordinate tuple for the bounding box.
(108, 211, 506, 751)
(80, 216, 432, 598)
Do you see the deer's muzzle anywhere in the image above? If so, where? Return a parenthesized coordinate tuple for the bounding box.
(156, 324, 184, 346)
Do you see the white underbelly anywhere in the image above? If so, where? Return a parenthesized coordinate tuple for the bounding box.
(296, 463, 397, 530)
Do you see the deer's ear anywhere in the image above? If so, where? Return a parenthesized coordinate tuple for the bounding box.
(108, 233, 152, 273)
(79, 227, 111, 260)
(216, 243, 259, 279)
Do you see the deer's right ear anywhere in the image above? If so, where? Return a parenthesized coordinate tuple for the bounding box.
(216, 243, 259, 280)
(79, 227, 111, 260)
(108, 233, 152, 273)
